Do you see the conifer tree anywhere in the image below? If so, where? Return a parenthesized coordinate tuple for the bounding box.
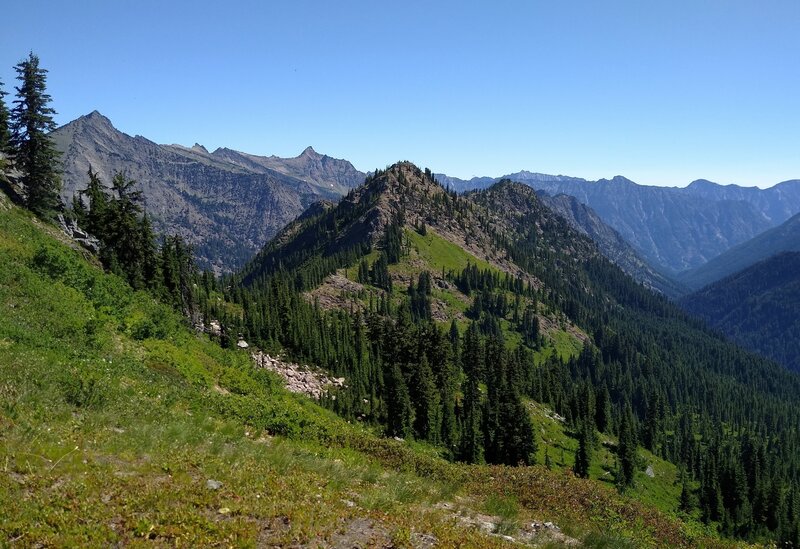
(0, 78, 12, 161)
(459, 322, 484, 463)
(617, 404, 638, 490)
(386, 362, 414, 438)
(412, 355, 441, 443)
(357, 258, 370, 284)
(10, 53, 61, 217)
(574, 421, 594, 478)
(700, 452, 724, 523)
(595, 385, 612, 434)
(679, 469, 695, 513)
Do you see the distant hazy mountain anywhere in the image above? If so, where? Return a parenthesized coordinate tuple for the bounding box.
(681, 252, 800, 372)
(51, 111, 365, 273)
(435, 171, 584, 193)
(438, 171, 800, 275)
(211, 146, 362, 196)
(537, 192, 685, 297)
(681, 178, 800, 225)
(678, 212, 800, 291)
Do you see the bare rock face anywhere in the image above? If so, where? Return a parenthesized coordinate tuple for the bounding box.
(251, 351, 344, 399)
(51, 111, 365, 274)
(57, 214, 100, 254)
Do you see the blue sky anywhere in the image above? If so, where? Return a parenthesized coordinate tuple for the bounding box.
(1, 1, 798, 187)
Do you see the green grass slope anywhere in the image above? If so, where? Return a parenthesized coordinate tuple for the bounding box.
(0, 192, 736, 547)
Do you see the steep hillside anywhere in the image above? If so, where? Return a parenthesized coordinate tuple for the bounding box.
(51, 111, 364, 273)
(438, 170, 800, 274)
(678, 212, 800, 291)
(537, 192, 684, 297)
(0, 187, 722, 548)
(681, 252, 800, 372)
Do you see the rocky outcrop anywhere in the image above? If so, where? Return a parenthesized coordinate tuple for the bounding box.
(251, 351, 344, 399)
(57, 214, 100, 253)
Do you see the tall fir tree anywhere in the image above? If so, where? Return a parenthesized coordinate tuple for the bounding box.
(10, 53, 61, 217)
(0, 78, 12, 160)
(616, 404, 638, 490)
(459, 322, 484, 463)
(574, 421, 594, 478)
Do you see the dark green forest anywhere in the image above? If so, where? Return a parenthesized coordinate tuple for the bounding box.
(681, 251, 800, 372)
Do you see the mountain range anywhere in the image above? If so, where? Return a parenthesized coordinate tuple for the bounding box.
(678, 211, 800, 291)
(437, 171, 800, 275)
(50, 112, 681, 294)
(51, 111, 800, 299)
(51, 111, 365, 273)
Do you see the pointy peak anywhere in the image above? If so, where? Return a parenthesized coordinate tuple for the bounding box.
(78, 110, 114, 129)
(299, 146, 320, 158)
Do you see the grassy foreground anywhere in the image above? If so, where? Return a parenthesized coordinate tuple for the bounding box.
(0, 192, 739, 547)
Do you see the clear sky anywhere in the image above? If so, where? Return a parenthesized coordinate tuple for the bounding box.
(1, 1, 798, 187)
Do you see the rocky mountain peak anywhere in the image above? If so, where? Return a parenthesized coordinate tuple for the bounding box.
(61, 110, 116, 136)
(83, 109, 110, 122)
(299, 146, 319, 158)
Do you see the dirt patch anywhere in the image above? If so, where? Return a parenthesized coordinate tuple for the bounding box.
(326, 517, 393, 548)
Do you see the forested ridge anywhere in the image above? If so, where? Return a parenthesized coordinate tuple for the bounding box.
(681, 251, 800, 372)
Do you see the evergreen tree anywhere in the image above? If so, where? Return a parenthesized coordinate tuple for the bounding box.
(409, 271, 432, 322)
(642, 389, 664, 453)
(385, 362, 414, 438)
(679, 469, 695, 513)
(459, 322, 484, 463)
(574, 421, 594, 478)
(700, 452, 724, 523)
(357, 258, 370, 284)
(79, 167, 109, 236)
(595, 385, 612, 434)
(499, 392, 537, 465)
(0, 78, 12, 160)
(384, 219, 403, 263)
(412, 355, 441, 443)
(616, 404, 638, 490)
(10, 52, 61, 217)
(370, 253, 392, 291)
